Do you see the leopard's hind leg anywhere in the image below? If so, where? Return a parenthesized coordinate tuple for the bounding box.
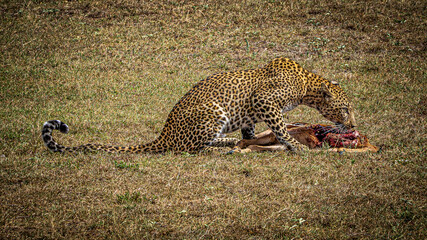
(176, 103, 233, 153)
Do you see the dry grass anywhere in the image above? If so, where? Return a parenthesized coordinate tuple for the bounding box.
(0, 0, 426, 239)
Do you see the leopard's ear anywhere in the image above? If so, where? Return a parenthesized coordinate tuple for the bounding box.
(321, 82, 334, 99)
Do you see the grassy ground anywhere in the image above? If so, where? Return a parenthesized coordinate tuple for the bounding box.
(0, 0, 425, 239)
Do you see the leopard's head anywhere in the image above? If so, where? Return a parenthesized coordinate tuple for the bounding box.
(316, 81, 357, 131)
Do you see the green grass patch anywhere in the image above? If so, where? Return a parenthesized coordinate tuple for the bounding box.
(0, 0, 425, 239)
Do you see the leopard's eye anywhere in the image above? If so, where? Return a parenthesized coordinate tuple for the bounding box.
(342, 107, 349, 114)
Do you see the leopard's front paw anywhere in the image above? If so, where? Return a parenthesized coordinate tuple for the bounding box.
(290, 142, 309, 152)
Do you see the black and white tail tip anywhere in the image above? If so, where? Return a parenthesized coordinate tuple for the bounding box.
(41, 120, 69, 152)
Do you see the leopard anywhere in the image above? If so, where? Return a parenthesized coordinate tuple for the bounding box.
(42, 57, 356, 154)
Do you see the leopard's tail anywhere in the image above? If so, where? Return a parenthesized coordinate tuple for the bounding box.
(42, 120, 70, 152)
(41, 120, 165, 153)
